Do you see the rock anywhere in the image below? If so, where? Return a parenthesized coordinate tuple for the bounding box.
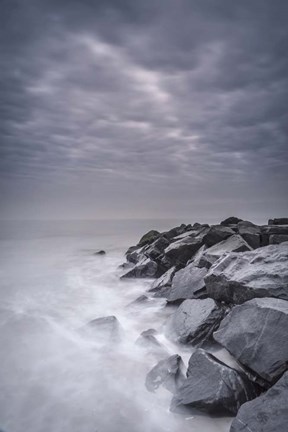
(221, 217, 243, 226)
(269, 234, 288, 244)
(268, 218, 288, 225)
(145, 354, 186, 393)
(162, 224, 187, 240)
(138, 230, 160, 247)
(261, 225, 288, 235)
(171, 349, 259, 415)
(214, 297, 288, 383)
(136, 329, 163, 349)
(203, 225, 235, 247)
(166, 298, 226, 345)
(127, 295, 149, 307)
(238, 221, 261, 249)
(94, 250, 106, 255)
(166, 263, 208, 302)
(230, 371, 288, 432)
(144, 235, 170, 260)
(200, 235, 252, 269)
(164, 229, 208, 266)
(205, 242, 288, 304)
(82, 316, 121, 341)
(126, 246, 145, 264)
(148, 266, 177, 293)
(121, 257, 164, 279)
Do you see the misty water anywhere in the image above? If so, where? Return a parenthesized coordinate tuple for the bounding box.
(0, 219, 232, 432)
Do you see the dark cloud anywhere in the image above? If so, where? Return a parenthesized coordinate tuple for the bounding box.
(0, 0, 287, 221)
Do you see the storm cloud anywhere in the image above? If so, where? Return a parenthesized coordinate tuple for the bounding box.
(1, 0, 287, 221)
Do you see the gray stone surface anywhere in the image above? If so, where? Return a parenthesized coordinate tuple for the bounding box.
(145, 354, 185, 393)
(230, 371, 288, 432)
(238, 221, 261, 249)
(121, 257, 162, 279)
(214, 297, 288, 382)
(166, 298, 226, 345)
(167, 263, 208, 302)
(171, 349, 259, 415)
(203, 225, 235, 247)
(205, 242, 288, 304)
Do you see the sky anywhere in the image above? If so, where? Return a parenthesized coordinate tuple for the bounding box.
(0, 0, 288, 222)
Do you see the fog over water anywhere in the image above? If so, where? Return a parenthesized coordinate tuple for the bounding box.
(0, 219, 232, 432)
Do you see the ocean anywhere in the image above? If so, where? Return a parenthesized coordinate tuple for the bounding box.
(0, 219, 232, 432)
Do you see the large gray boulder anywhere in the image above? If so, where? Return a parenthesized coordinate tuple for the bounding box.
(166, 298, 226, 345)
(171, 349, 259, 415)
(138, 230, 161, 247)
(220, 216, 243, 226)
(148, 266, 177, 292)
(268, 218, 288, 225)
(238, 221, 261, 249)
(121, 257, 164, 279)
(145, 354, 186, 393)
(230, 371, 288, 432)
(269, 234, 288, 244)
(214, 298, 288, 383)
(166, 263, 208, 302)
(205, 242, 288, 304)
(203, 225, 235, 247)
(200, 234, 252, 269)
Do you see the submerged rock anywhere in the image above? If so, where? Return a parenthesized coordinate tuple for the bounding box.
(145, 354, 186, 393)
(94, 250, 106, 255)
(166, 298, 226, 345)
(82, 316, 121, 342)
(205, 242, 288, 304)
(166, 263, 208, 302)
(230, 371, 288, 432)
(214, 297, 288, 383)
(171, 349, 259, 415)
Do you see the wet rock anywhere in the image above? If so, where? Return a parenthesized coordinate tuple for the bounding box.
(148, 266, 177, 293)
(166, 263, 208, 302)
(162, 224, 187, 240)
(200, 235, 252, 269)
(136, 329, 168, 357)
(205, 242, 288, 304)
(203, 225, 235, 247)
(171, 349, 259, 415)
(82, 316, 121, 341)
(144, 235, 170, 260)
(268, 218, 288, 225)
(127, 295, 149, 307)
(269, 234, 288, 244)
(146, 354, 186, 393)
(230, 371, 288, 432)
(166, 298, 226, 345)
(221, 217, 243, 226)
(164, 230, 207, 267)
(238, 221, 261, 249)
(94, 250, 106, 255)
(214, 297, 288, 383)
(138, 230, 161, 247)
(121, 257, 164, 279)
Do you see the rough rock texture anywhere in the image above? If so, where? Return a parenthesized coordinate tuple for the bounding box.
(269, 234, 288, 244)
(138, 230, 160, 247)
(145, 354, 186, 393)
(214, 298, 288, 383)
(203, 225, 235, 247)
(166, 298, 226, 345)
(268, 218, 288, 225)
(238, 221, 261, 249)
(221, 217, 243, 226)
(200, 235, 252, 269)
(230, 372, 288, 432)
(162, 224, 188, 240)
(166, 263, 208, 302)
(164, 228, 208, 266)
(171, 349, 259, 415)
(205, 242, 288, 304)
(121, 257, 164, 279)
(148, 266, 177, 293)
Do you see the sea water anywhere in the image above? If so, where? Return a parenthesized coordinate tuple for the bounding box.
(0, 219, 232, 432)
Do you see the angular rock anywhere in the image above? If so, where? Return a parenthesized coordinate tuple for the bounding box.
(167, 263, 208, 302)
(162, 224, 187, 240)
(238, 221, 261, 249)
(214, 298, 288, 383)
(145, 354, 186, 393)
(138, 230, 160, 247)
(164, 231, 207, 266)
(268, 218, 288, 225)
(166, 298, 226, 345)
(200, 235, 252, 269)
(136, 329, 164, 350)
(205, 242, 288, 304)
(148, 266, 177, 298)
(121, 257, 164, 279)
(221, 216, 243, 226)
(230, 372, 288, 432)
(144, 235, 170, 260)
(171, 349, 259, 415)
(203, 225, 235, 247)
(269, 234, 288, 244)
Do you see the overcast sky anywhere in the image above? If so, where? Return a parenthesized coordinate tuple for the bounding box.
(1, 0, 287, 222)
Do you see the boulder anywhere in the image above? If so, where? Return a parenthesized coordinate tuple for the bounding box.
(269, 234, 288, 244)
(81, 316, 121, 342)
(94, 250, 106, 255)
(268, 218, 288, 225)
(121, 257, 164, 279)
(164, 230, 207, 266)
(238, 221, 261, 249)
(230, 372, 288, 432)
(221, 217, 243, 226)
(166, 263, 208, 302)
(144, 235, 170, 260)
(205, 242, 288, 304)
(171, 349, 259, 415)
(200, 235, 252, 269)
(203, 225, 235, 247)
(148, 266, 177, 292)
(166, 298, 226, 345)
(145, 354, 186, 393)
(214, 298, 288, 383)
(136, 329, 165, 351)
(138, 230, 160, 247)
(162, 224, 187, 240)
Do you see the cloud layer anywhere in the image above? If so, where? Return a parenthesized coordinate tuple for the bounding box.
(1, 0, 288, 221)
